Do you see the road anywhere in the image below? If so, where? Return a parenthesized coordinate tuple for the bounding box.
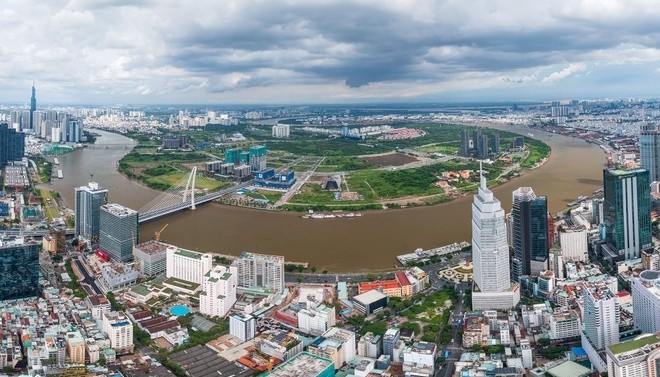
(73, 256, 103, 295)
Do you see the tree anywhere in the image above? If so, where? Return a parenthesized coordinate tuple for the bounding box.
(311, 266, 317, 273)
(471, 344, 482, 352)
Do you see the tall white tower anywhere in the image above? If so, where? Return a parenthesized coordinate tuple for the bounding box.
(471, 164, 520, 310)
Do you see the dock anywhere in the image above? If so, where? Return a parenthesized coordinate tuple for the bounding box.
(396, 241, 470, 265)
(214, 253, 308, 269)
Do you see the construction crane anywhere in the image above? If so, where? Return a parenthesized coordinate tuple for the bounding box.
(154, 224, 169, 242)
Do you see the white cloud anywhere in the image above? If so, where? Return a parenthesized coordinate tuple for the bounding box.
(0, 0, 657, 103)
(542, 64, 588, 83)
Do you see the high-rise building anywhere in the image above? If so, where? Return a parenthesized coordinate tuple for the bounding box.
(102, 312, 134, 355)
(229, 313, 256, 343)
(231, 252, 284, 291)
(511, 187, 548, 282)
(478, 134, 489, 159)
(224, 148, 241, 164)
(0, 237, 40, 301)
(471, 167, 520, 310)
(583, 286, 620, 351)
(639, 124, 660, 182)
(631, 270, 660, 335)
(249, 145, 267, 172)
(460, 129, 470, 157)
(606, 334, 660, 377)
(308, 327, 356, 369)
(492, 133, 500, 155)
(603, 168, 652, 260)
(165, 245, 213, 285)
(74, 182, 108, 242)
(29, 84, 36, 130)
(0, 123, 25, 166)
(99, 204, 138, 263)
(272, 124, 290, 138)
(199, 265, 237, 318)
(382, 328, 400, 359)
(559, 226, 588, 262)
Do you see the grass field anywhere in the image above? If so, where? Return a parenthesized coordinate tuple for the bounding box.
(40, 189, 60, 219)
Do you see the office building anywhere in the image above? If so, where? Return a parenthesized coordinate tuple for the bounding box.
(0, 237, 40, 301)
(631, 270, 660, 334)
(559, 226, 588, 262)
(231, 252, 284, 291)
(383, 328, 400, 359)
(603, 169, 652, 260)
(308, 327, 356, 369)
(133, 240, 168, 276)
(353, 290, 388, 315)
(29, 84, 36, 130)
(99, 203, 138, 263)
(460, 129, 470, 157)
(0, 123, 25, 167)
(492, 133, 500, 154)
(266, 352, 334, 377)
(402, 341, 437, 377)
(549, 309, 582, 340)
(102, 312, 134, 355)
(165, 246, 213, 285)
(606, 334, 660, 377)
(199, 265, 237, 318)
(229, 313, 256, 343)
(583, 286, 620, 351)
(74, 182, 108, 241)
(249, 145, 267, 171)
(511, 187, 549, 281)
(639, 124, 660, 182)
(472, 168, 520, 310)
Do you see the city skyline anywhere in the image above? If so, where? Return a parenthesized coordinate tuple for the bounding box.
(0, 1, 658, 105)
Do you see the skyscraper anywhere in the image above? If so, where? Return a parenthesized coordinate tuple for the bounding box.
(99, 203, 138, 263)
(603, 168, 652, 260)
(460, 129, 470, 157)
(471, 166, 520, 310)
(0, 237, 40, 301)
(249, 145, 267, 172)
(75, 182, 108, 242)
(511, 187, 548, 282)
(582, 286, 619, 351)
(0, 123, 25, 166)
(639, 124, 660, 182)
(492, 133, 500, 155)
(29, 83, 36, 130)
(631, 270, 660, 334)
(231, 252, 284, 291)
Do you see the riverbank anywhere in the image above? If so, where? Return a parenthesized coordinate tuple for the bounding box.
(48, 128, 604, 272)
(116, 123, 551, 212)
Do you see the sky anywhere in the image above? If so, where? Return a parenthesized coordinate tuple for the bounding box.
(1, 0, 659, 105)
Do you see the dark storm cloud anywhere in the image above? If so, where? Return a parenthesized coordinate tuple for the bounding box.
(0, 0, 659, 103)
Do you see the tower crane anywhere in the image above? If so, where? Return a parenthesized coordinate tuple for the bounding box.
(155, 224, 169, 242)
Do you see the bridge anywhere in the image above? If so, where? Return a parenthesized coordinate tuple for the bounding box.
(137, 167, 250, 224)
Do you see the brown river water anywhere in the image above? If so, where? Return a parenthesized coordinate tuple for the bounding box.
(50, 126, 605, 272)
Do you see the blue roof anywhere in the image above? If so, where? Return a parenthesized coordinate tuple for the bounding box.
(571, 347, 587, 357)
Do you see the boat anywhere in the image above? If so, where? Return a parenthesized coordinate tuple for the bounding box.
(56, 170, 63, 179)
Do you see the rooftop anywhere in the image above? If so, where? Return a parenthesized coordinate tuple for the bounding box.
(608, 334, 660, 355)
(101, 203, 137, 217)
(266, 351, 333, 376)
(353, 289, 388, 304)
(546, 360, 591, 377)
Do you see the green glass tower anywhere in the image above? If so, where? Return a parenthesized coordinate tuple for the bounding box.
(603, 168, 652, 260)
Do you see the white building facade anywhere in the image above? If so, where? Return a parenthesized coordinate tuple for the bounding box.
(471, 169, 520, 310)
(166, 246, 213, 284)
(199, 265, 238, 318)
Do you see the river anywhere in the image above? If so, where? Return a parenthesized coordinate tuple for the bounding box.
(49, 127, 605, 272)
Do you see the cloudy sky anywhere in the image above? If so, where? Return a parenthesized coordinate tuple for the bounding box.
(1, 0, 659, 104)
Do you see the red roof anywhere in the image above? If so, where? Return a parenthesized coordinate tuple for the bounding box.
(395, 272, 411, 287)
(359, 280, 401, 293)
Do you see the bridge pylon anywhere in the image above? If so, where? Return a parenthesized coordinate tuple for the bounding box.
(182, 166, 197, 210)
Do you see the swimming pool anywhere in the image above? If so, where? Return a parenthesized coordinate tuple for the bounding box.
(170, 305, 190, 316)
